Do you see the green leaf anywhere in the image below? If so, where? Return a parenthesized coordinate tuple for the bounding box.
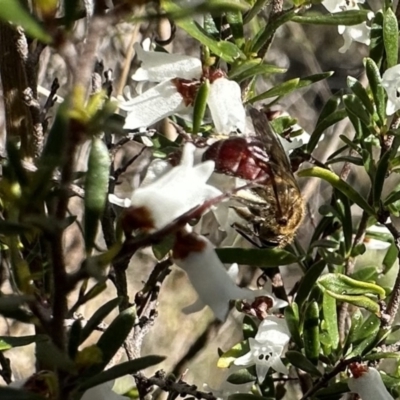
(163, 2, 243, 63)
(229, 60, 286, 82)
(347, 76, 374, 115)
(243, 0, 268, 24)
(0, 1, 51, 43)
(68, 319, 82, 359)
(6, 141, 29, 188)
(373, 150, 391, 207)
(318, 273, 386, 298)
(298, 167, 376, 217)
(0, 334, 46, 351)
(349, 313, 379, 344)
(251, 8, 298, 53)
(217, 341, 249, 368)
(0, 387, 45, 400)
(365, 58, 386, 125)
(383, 8, 399, 68)
(326, 290, 380, 314)
(364, 352, 400, 361)
(285, 351, 322, 376)
(292, 10, 371, 25)
(192, 79, 210, 134)
(343, 94, 371, 126)
(152, 234, 175, 261)
(325, 155, 363, 166)
(95, 306, 136, 369)
(382, 242, 398, 273)
(216, 247, 298, 267)
(370, 11, 384, 66)
(228, 395, 270, 400)
(284, 304, 302, 348)
(295, 260, 326, 308)
(303, 301, 320, 364)
(307, 109, 348, 153)
(248, 72, 333, 103)
(226, 369, 256, 385)
(322, 292, 339, 350)
(314, 382, 349, 398)
(0, 295, 34, 323)
(84, 138, 111, 252)
(78, 356, 165, 392)
(226, 10, 244, 47)
(80, 297, 122, 344)
(36, 338, 76, 373)
(242, 315, 258, 340)
(351, 266, 378, 282)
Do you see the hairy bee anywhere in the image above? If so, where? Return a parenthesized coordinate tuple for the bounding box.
(202, 107, 304, 247)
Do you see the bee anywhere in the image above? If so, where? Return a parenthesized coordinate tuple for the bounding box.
(202, 107, 304, 247)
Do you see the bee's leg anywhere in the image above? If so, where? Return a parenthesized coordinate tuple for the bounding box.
(230, 206, 264, 248)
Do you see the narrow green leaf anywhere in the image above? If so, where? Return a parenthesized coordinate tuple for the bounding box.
(80, 297, 122, 344)
(243, 0, 268, 24)
(216, 247, 298, 267)
(285, 351, 322, 376)
(217, 341, 249, 368)
(163, 1, 243, 63)
(307, 109, 348, 153)
(226, 10, 244, 47)
(322, 292, 339, 350)
(303, 301, 320, 364)
(383, 8, 399, 68)
(350, 313, 380, 343)
(292, 10, 370, 25)
(382, 242, 398, 273)
(84, 138, 111, 252)
(226, 369, 256, 384)
(96, 306, 136, 369)
(295, 260, 326, 308)
(325, 155, 363, 166)
(373, 150, 391, 206)
(318, 273, 386, 298)
(298, 167, 376, 217)
(325, 290, 380, 314)
(335, 191, 353, 257)
(0, 334, 46, 351)
(314, 382, 349, 398)
(6, 141, 29, 187)
(229, 60, 286, 82)
(369, 11, 384, 66)
(78, 356, 165, 392)
(0, 1, 51, 43)
(68, 320, 82, 359)
(248, 72, 333, 103)
(229, 395, 270, 400)
(251, 8, 298, 53)
(192, 79, 210, 134)
(347, 76, 374, 115)
(365, 58, 386, 125)
(343, 94, 371, 125)
(243, 315, 258, 340)
(284, 304, 302, 348)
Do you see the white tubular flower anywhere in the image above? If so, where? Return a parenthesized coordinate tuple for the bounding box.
(382, 64, 400, 115)
(338, 22, 371, 53)
(321, 0, 371, 53)
(119, 44, 246, 133)
(132, 43, 203, 82)
(233, 316, 290, 383)
(121, 143, 221, 232)
(348, 365, 394, 400)
(208, 77, 246, 134)
(119, 80, 190, 130)
(173, 232, 260, 321)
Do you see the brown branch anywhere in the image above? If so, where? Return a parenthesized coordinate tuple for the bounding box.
(299, 356, 361, 400)
(135, 370, 217, 400)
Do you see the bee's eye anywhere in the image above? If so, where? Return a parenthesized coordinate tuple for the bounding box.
(278, 217, 288, 226)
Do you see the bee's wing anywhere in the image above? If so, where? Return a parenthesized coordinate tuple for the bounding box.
(248, 106, 292, 171)
(248, 106, 302, 217)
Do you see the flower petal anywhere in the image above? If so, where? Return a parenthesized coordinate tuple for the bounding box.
(119, 80, 187, 130)
(132, 43, 202, 82)
(233, 350, 254, 367)
(173, 234, 258, 321)
(208, 78, 246, 134)
(348, 367, 394, 400)
(255, 316, 291, 346)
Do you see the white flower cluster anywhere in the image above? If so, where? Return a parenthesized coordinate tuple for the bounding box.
(321, 0, 372, 53)
(110, 41, 312, 322)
